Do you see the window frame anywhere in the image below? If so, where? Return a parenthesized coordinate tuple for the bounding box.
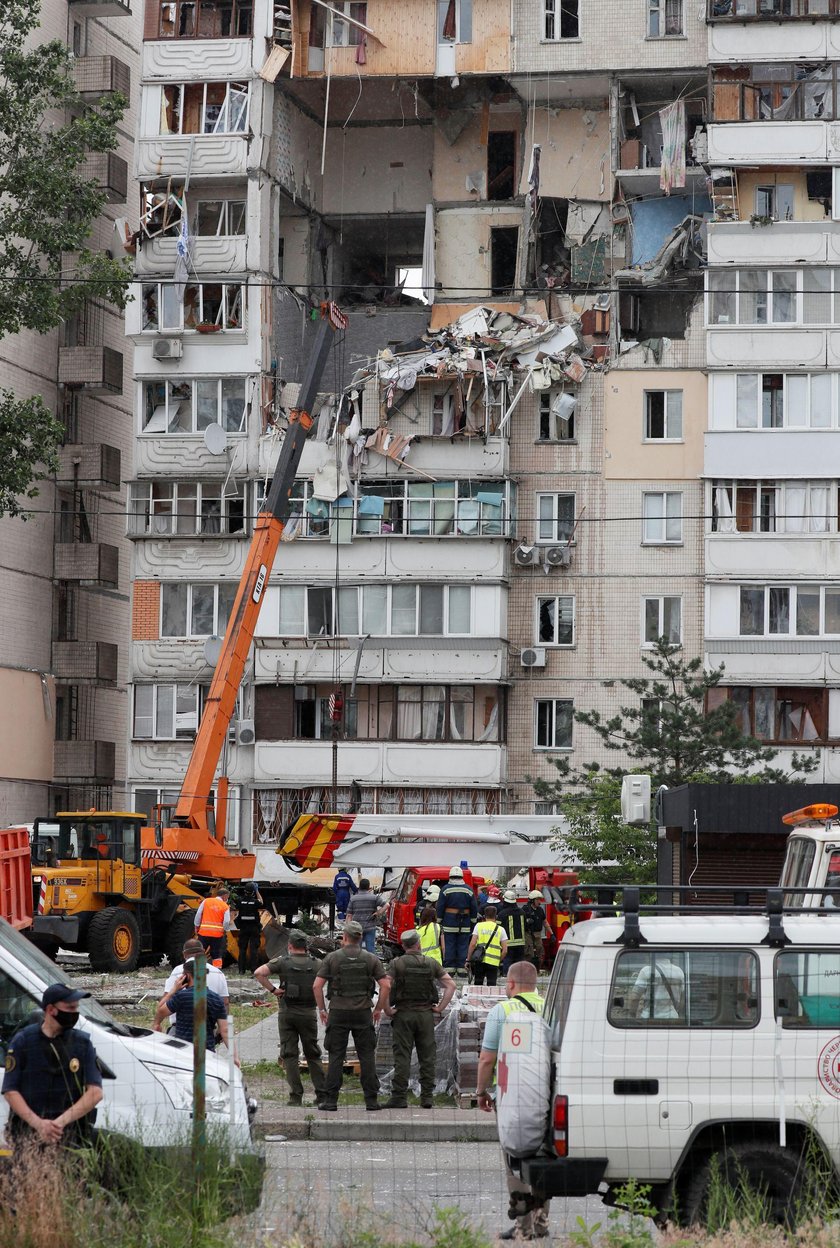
(275, 583, 474, 639)
(159, 581, 237, 639)
(156, 0, 254, 39)
(707, 267, 840, 328)
(711, 684, 835, 745)
(648, 0, 683, 37)
(641, 595, 682, 647)
(132, 682, 203, 741)
(538, 390, 576, 442)
(536, 594, 576, 647)
(736, 584, 840, 639)
(609, 948, 761, 1030)
(536, 492, 576, 545)
(140, 377, 249, 436)
(325, 0, 368, 46)
(774, 948, 840, 1029)
(128, 479, 248, 538)
(141, 282, 245, 333)
(644, 390, 684, 442)
(534, 698, 574, 750)
(543, 0, 580, 40)
(159, 81, 249, 136)
(642, 491, 683, 545)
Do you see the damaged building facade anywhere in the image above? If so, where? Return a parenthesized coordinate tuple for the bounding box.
(0, 0, 141, 823)
(125, 0, 837, 847)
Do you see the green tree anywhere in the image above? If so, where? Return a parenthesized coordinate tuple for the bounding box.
(0, 1, 131, 516)
(534, 639, 818, 883)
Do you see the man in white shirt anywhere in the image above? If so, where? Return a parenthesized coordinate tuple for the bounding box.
(154, 939, 230, 1031)
(629, 957, 685, 1021)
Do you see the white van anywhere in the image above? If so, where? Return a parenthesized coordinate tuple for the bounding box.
(0, 917, 257, 1153)
(512, 894, 840, 1225)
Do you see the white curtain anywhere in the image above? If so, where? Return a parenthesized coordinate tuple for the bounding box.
(397, 692, 422, 740)
(715, 486, 736, 534)
(422, 686, 446, 739)
(811, 483, 830, 533)
(479, 701, 499, 742)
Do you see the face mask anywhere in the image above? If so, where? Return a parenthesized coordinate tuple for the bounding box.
(54, 1008, 79, 1029)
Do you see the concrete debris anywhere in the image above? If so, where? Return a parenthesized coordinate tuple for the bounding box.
(615, 214, 705, 286)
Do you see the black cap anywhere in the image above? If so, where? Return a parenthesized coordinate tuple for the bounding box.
(42, 983, 90, 1009)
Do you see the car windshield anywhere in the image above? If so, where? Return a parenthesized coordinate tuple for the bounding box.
(0, 918, 130, 1035)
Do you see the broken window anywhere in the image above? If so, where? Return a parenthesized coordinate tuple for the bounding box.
(128, 480, 246, 537)
(142, 378, 248, 435)
(157, 1, 253, 38)
(712, 62, 840, 123)
(141, 282, 244, 331)
(539, 391, 575, 441)
(327, 1, 367, 46)
(644, 390, 683, 441)
(160, 82, 248, 135)
(544, 0, 579, 39)
(537, 595, 575, 646)
(490, 227, 518, 295)
(487, 132, 516, 201)
(195, 199, 247, 236)
(755, 183, 794, 221)
(714, 685, 829, 744)
(649, 0, 682, 35)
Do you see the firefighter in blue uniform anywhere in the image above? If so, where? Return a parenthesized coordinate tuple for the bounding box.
(332, 868, 358, 921)
(436, 865, 477, 973)
(2, 984, 103, 1148)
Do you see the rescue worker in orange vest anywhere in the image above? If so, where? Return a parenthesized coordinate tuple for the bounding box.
(194, 887, 231, 967)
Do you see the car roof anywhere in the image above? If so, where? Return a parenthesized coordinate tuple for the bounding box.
(565, 914, 840, 949)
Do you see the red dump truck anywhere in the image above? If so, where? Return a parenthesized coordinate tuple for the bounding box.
(0, 826, 33, 931)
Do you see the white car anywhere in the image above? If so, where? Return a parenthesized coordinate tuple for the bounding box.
(0, 917, 258, 1156)
(512, 892, 840, 1224)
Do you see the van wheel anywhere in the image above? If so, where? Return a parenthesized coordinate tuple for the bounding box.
(166, 911, 198, 967)
(88, 907, 141, 973)
(681, 1142, 808, 1229)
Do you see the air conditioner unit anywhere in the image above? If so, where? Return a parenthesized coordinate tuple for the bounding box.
(521, 647, 547, 669)
(152, 337, 183, 360)
(514, 544, 540, 567)
(237, 719, 256, 746)
(544, 546, 571, 570)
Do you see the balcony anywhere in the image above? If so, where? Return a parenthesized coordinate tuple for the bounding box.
(705, 429, 840, 477)
(252, 740, 504, 787)
(54, 543, 119, 587)
(136, 136, 248, 182)
(69, 0, 131, 13)
(134, 234, 246, 277)
(254, 638, 508, 683)
(72, 56, 130, 100)
(79, 151, 128, 204)
(707, 220, 840, 265)
(708, 0, 840, 20)
(54, 741, 116, 782)
(56, 444, 121, 491)
(706, 530, 840, 579)
(52, 642, 119, 686)
(58, 346, 123, 395)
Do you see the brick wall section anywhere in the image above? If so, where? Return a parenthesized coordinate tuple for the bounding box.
(132, 581, 161, 641)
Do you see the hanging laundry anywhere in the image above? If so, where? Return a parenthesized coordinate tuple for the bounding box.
(173, 194, 191, 306)
(355, 34, 367, 65)
(659, 100, 686, 195)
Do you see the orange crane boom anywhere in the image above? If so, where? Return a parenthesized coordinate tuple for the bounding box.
(142, 304, 347, 880)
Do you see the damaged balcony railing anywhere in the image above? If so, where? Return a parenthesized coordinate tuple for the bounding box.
(712, 63, 840, 121)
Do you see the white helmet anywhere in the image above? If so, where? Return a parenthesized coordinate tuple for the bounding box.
(449, 866, 464, 879)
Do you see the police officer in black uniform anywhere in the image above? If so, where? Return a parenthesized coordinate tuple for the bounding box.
(234, 882, 264, 974)
(2, 984, 103, 1148)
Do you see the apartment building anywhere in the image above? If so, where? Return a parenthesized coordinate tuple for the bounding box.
(133, 0, 840, 848)
(0, 0, 140, 825)
(704, 0, 840, 781)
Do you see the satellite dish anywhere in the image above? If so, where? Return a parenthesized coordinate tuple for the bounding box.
(203, 636, 223, 667)
(203, 423, 228, 456)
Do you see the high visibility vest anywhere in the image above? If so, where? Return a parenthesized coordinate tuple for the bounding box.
(198, 895, 228, 938)
(472, 920, 505, 967)
(417, 922, 442, 963)
(500, 990, 544, 1018)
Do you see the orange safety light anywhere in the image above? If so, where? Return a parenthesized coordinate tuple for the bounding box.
(782, 803, 839, 826)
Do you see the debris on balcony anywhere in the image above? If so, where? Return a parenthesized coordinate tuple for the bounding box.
(616, 213, 707, 284)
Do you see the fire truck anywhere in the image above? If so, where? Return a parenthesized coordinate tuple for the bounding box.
(276, 811, 583, 963)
